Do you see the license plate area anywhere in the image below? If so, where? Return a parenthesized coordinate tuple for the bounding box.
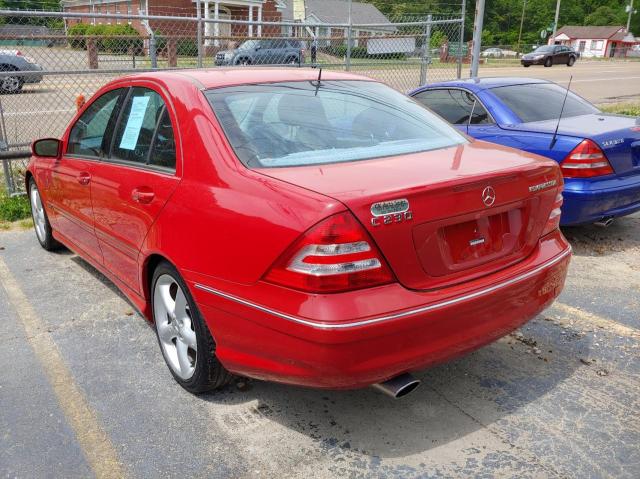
(440, 209, 524, 268)
(413, 200, 535, 279)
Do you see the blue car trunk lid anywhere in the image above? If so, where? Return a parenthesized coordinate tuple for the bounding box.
(503, 113, 640, 176)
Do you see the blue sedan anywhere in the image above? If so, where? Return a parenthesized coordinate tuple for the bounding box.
(409, 78, 640, 226)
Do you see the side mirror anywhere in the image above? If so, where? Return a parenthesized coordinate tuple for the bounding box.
(32, 138, 62, 159)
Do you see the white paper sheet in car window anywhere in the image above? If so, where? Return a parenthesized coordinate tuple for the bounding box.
(119, 96, 150, 150)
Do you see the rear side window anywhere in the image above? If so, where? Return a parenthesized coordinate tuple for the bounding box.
(111, 87, 176, 170)
(206, 80, 466, 168)
(490, 83, 598, 123)
(413, 89, 492, 125)
(67, 88, 124, 157)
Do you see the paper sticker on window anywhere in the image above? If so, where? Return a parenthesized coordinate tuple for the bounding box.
(119, 96, 150, 150)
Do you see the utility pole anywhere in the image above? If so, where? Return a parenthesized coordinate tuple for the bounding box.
(551, 0, 561, 42)
(469, 0, 485, 77)
(517, 0, 527, 55)
(627, 0, 635, 32)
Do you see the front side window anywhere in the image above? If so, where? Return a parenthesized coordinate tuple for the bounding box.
(490, 83, 599, 123)
(206, 80, 466, 168)
(67, 88, 124, 157)
(111, 87, 175, 169)
(413, 89, 492, 125)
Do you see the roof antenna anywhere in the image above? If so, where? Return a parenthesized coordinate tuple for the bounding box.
(315, 67, 322, 96)
(550, 75, 572, 150)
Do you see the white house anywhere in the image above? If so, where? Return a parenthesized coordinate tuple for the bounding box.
(549, 25, 639, 58)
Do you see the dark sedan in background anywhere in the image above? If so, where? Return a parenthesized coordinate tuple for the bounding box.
(521, 45, 577, 67)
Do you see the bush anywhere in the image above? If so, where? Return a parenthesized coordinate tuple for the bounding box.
(176, 39, 197, 56)
(68, 23, 143, 54)
(68, 22, 90, 49)
(0, 193, 30, 222)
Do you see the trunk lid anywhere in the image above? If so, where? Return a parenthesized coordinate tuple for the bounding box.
(257, 141, 562, 290)
(503, 113, 640, 176)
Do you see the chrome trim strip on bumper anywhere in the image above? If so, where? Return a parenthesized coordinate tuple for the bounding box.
(194, 246, 572, 330)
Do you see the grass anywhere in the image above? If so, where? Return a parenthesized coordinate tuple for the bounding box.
(0, 192, 31, 222)
(598, 103, 640, 117)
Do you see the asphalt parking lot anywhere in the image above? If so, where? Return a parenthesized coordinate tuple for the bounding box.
(1, 212, 639, 478)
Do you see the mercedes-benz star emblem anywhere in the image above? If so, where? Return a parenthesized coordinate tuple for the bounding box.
(482, 186, 496, 207)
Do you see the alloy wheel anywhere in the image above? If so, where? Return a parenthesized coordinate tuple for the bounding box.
(154, 274, 198, 380)
(30, 186, 46, 243)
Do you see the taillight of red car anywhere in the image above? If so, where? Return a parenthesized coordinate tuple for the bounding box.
(560, 139, 614, 178)
(542, 192, 564, 236)
(264, 212, 395, 293)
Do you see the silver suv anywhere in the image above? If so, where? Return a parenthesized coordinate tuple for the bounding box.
(0, 50, 43, 94)
(215, 39, 305, 66)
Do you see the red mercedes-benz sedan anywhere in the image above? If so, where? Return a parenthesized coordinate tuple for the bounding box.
(26, 69, 571, 398)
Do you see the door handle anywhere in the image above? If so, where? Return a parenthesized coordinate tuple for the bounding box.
(77, 172, 91, 185)
(131, 188, 155, 204)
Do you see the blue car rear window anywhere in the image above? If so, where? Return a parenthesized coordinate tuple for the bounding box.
(491, 83, 599, 123)
(205, 80, 466, 168)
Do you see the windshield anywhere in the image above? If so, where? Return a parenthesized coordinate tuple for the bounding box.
(206, 80, 467, 168)
(238, 40, 259, 50)
(533, 46, 554, 53)
(490, 83, 599, 123)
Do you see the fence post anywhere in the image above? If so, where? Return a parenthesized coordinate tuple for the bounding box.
(419, 14, 432, 86)
(0, 99, 13, 195)
(196, 0, 203, 68)
(345, 0, 353, 71)
(457, 0, 466, 79)
(149, 32, 158, 68)
(87, 38, 98, 69)
(167, 38, 177, 68)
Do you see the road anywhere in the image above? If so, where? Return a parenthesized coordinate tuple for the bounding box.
(478, 60, 640, 104)
(1, 217, 639, 478)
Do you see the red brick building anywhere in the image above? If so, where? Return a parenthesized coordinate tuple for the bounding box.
(62, 1, 287, 40)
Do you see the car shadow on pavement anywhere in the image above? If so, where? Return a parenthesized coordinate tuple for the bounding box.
(562, 213, 640, 257)
(196, 325, 585, 461)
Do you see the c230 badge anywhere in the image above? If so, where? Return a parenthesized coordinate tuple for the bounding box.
(370, 198, 413, 227)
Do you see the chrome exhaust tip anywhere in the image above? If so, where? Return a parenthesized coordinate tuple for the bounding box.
(371, 373, 421, 399)
(594, 217, 614, 228)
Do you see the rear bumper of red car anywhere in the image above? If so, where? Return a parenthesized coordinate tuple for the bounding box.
(188, 230, 571, 389)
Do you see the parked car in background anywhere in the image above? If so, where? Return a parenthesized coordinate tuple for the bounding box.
(482, 48, 504, 58)
(0, 50, 43, 93)
(628, 44, 640, 58)
(411, 77, 640, 225)
(521, 45, 577, 67)
(27, 68, 570, 398)
(215, 39, 305, 66)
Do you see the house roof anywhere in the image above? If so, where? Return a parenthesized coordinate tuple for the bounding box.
(282, 0, 392, 26)
(554, 25, 625, 40)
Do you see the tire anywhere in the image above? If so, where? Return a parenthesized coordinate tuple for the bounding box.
(152, 261, 232, 394)
(0, 64, 23, 94)
(285, 56, 298, 65)
(29, 178, 60, 251)
(567, 56, 575, 67)
(544, 57, 552, 67)
(236, 57, 251, 66)
(523, 64, 530, 67)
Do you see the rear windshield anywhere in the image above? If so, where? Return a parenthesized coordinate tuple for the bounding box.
(205, 80, 466, 168)
(490, 83, 599, 123)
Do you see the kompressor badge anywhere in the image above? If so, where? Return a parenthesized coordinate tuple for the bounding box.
(529, 179, 557, 193)
(370, 199, 412, 226)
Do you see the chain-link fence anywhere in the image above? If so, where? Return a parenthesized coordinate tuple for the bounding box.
(0, 7, 465, 194)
